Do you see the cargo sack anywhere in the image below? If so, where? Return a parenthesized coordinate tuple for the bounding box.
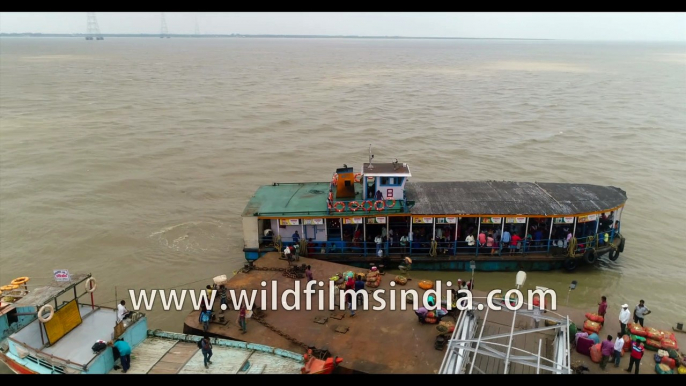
(678, 365, 686, 374)
(583, 320, 601, 334)
(623, 335, 632, 351)
(661, 356, 676, 369)
(590, 343, 602, 363)
(645, 327, 663, 341)
(585, 312, 604, 323)
(646, 338, 662, 351)
(655, 363, 673, 374)
(661, 338, 679, 351)
(654, 353, 662, 363)
(628, 323, 647, 337)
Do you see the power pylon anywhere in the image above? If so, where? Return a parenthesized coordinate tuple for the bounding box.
(160, 13, 170, 38)
(86, 12, 103, 40)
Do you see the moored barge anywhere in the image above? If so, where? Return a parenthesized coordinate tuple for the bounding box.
(242, 149, 627, 272)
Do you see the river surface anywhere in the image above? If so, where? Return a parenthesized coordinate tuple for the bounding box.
(1, 37, 685, 373)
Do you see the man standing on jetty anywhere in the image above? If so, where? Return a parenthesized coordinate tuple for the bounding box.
(633, 300, 650, 327)
(598, 296, 608, 326)
(626, 339, 644, 374)
(619, 304, 631, 335)
(600, 334, 614, 370)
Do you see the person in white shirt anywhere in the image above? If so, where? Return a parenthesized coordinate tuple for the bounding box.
(117, 300, 131, 323)
(619, 304, 631, 335)
(465, 234, 476, 253)
(613, 332, 625, 368)
(374, 235, 383, 255)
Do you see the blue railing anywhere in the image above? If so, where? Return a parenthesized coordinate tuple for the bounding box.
(262, 230, 617, 258)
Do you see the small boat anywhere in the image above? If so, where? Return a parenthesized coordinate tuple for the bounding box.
(241, 146, 627, 272)
(0, 274, 337, 374)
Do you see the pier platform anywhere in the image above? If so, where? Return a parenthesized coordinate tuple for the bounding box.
(184, 252, 683, 374)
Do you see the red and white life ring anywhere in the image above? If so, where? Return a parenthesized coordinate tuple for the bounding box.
(386, 199, 396, 208)
(362, 201, 373, 211)
(374, 200, 385, 211)
(333, 202, 346, 212)
(348, 201, 360, 212)
(354, 173, 362, 183)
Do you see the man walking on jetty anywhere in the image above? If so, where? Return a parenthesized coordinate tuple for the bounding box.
(619, 304, 631, 335)
(600, 334, 614, 370)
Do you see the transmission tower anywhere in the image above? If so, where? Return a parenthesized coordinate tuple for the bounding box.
(160, 13, 170, 38)
(86, 12, 103, 40)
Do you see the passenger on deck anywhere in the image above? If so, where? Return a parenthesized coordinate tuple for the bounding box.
(510, 232, 522, 256)
(109, 339, 132, 373)
(465, 233, 475, 253)
(375, 190, 383, 201)
(117, 300, 131, 323)
(400, 234, 408, 254)
(478, 230, 486, 248)
(487, 232, 495, 255)
(292, 231, 300, 244)
(374, 234, 383, 254)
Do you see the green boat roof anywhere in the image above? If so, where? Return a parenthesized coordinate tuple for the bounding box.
(241, 182, 406, 217)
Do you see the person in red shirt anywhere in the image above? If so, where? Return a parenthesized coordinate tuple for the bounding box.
(625, 340, 644, 374)
(597, 296, 608, 326)
(509, 233, 522, 256)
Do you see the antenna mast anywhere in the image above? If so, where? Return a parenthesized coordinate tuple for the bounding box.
(368, 144, 374, 169)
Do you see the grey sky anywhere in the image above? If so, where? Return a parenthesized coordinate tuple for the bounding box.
(1, 12, 684, 41)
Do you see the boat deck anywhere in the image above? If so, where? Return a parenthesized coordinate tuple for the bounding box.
(108, 337, 303, 374)
(10, 305, 117, 367)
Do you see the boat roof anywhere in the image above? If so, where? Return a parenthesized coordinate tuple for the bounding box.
(407, 181, 627, 216)
(12, 273, 91, 308)
(242, 180, 627, 217)
(362, 162, 411, 177)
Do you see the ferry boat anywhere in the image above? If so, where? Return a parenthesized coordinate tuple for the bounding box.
(0, 274, 338, 374)
(241, 148, 627, 272)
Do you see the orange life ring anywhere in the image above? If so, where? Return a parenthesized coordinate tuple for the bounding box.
(333, 202, 346, 212)
(11, 277, 29, 286)
(386, 200, 396, 208)
(348, 201, 360, 212)
(374, 200, 385, 211)
(354, 173, 362, 183)
(362, 201, 373, 211)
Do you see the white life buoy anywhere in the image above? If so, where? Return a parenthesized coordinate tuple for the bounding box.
(38, 304, 54, 323)
(85, 277, 97, 293)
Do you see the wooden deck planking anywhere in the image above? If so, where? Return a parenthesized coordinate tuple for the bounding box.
(179, 346, 253, 374)
(108, 337, 177, 374)
(148, 342, 198, 374)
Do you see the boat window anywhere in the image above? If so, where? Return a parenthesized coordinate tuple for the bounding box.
(380, 177, 403, 186)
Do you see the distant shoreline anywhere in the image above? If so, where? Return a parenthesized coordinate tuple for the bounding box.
(0, 33, 552, 40)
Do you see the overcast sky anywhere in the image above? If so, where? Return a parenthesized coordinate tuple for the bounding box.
(0, 13, 684, 41)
